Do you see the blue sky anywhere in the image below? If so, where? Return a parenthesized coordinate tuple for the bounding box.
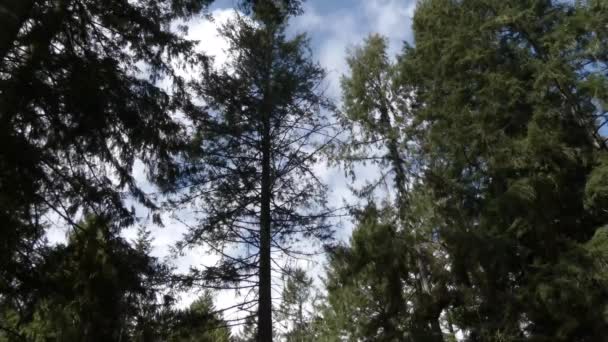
(169, 0, 420, 323)
(42, 2, 421, 311)
(204, 0, 417, 98)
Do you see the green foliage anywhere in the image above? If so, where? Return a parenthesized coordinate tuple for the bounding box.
(277, 268, 315, 342)
(0, 216, 175, 341)
(0, 0, 213, 310)
(336, 34, 410, 202)
(328, 0, 608, 340)
(398, 0, 608, 339)
(318, 206, 410, 341)
(333, 31, 450, 342)
(168, 292, 231, 342)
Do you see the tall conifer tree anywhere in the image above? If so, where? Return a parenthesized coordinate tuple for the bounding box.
(175, 1, 333, 340)
(0, 0, 214, 306)
(400, 0, 608, 339)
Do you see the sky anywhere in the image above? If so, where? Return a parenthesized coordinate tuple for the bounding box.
(46, 0, 419, 332)
(165, 0, 419, 327)
(40, 2, 603, 339)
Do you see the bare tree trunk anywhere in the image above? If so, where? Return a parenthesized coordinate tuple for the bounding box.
(258, 94, 273, 342)
(258, 136, 273, 341)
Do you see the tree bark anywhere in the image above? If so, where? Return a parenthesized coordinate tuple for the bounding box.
(258, 46, 273, 340)
(258, 121, 273, 341)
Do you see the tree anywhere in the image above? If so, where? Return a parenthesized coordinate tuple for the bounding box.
(234, 315, 257, 342)
(399, 0, 608, 339)
(277, 268, 314, 342)
(338, 34, 410, 209)
(335, 34, 448, 341)
(320, 206, 404, 341)
(0, 216, 175, 342)
(168, 291, 231, 342)
(173, 2, 334, 341)
(0, 0, 213, 306)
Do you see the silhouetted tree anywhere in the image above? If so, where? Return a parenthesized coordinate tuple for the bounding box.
(173, 2, 335, 340)
(0, 0, 213, 307)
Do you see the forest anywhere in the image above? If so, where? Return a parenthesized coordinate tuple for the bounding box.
(1, 0, 608, 341)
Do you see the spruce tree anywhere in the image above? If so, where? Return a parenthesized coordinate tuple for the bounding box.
(277, 268, 314, 342)
(320, 206, 409, 341)
(168, 291, 231, 342)
(0, 216, 174, 342)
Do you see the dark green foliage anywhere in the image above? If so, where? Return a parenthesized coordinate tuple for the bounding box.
(318, 204, 452, 342)
(398, 0, 608, 339)
(320, 206, 409, 341)
(324, 0, 608, 341)
(0, 0, 212, 304)
(168, 291, 231, 342)
(0, 217, 174, 341)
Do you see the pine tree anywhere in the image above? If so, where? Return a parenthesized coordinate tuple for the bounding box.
(320, 206, 405, 341)
(168, 291, 231, 342)
(174, 1, 334, 341)
(234, 315, 258, 342)
(335, 34, 448, 341)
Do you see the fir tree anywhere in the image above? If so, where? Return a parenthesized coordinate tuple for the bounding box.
(0, 216, 174, 342)
(335, 34, 448, 341)
(277, 268, 314, 342)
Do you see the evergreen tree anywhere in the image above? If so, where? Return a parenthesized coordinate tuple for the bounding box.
(234, 315, 258, 342)
(277, 268, 314, 342)
(320, 206, 405, 341)
(400, 0, 608, 339)
(0, 216, 174, 342)
(335, 34, 449, 341)
(0, 0, 213, 306)
(168, 291, 231, 342)
(174, 1, 334, 340)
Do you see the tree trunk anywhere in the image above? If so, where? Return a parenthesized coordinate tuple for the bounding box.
(379, 105, 444, 340)
(258, 91, 273, 342)
(378, 106, 408, 211)
(258, 130, 273, 341)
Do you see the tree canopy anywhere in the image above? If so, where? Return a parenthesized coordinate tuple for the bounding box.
(2, 0, 608, 341)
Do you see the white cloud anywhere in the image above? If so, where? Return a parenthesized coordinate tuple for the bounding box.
(364, 0, 417, 51)
(289, 0, 416, 100)
(187, 8, 237, 68)
(45, 2, 419, 334)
